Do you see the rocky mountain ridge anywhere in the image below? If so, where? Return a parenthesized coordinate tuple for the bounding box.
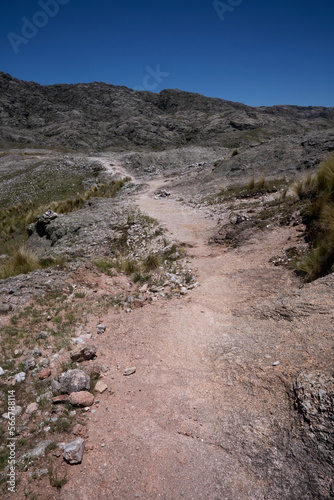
(1, 71, 334, 154)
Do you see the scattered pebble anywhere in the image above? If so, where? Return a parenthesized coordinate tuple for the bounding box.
(124, 367, 136, 376)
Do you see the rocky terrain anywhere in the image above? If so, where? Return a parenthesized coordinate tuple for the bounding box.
(0, 74, 333, 499)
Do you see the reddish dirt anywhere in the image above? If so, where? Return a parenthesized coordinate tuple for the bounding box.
(1, 148, 333, 499)
(52, 180, 333, 499)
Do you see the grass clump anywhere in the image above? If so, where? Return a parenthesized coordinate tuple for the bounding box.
(143, 253, 162, 271)
(218, 177, 286, 201)
(0, 247, 65, 280)
(48, 462, 68, 490)
(294, 152, 334, 280)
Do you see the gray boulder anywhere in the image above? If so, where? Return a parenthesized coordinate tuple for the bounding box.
(63, 437, 84, 464)
(59, 369, 90, 394)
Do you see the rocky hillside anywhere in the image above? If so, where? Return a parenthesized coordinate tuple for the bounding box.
(1, 71, 334, 159)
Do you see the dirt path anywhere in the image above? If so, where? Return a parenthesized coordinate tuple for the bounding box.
(61, 179, 320, 499)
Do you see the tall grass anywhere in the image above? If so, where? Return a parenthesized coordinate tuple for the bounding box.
(0, 247, 65, 280)
(295, 152, 334, 280)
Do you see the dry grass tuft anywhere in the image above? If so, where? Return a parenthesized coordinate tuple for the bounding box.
(294, 152, 334, 280)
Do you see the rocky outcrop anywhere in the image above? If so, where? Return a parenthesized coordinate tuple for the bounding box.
(0, 72, 333, 156)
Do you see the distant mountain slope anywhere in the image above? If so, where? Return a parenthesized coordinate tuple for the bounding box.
(0, 71, 334, 153)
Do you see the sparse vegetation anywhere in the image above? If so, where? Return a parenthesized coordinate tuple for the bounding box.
(0, 178, 130, 258)
(217, 177, 287, 201)
(48, 462, 68, 490)
(0, 247, 65, 280)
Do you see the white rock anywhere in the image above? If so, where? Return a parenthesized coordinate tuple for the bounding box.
(97, 324, 106, 334)
(0, 367, 4, 376)
(14, 372, 26, 383)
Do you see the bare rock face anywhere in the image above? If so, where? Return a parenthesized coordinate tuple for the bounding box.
(294, 372, 334, 448)
(1, 72, 334, 169)
(63, 437, 85, 465)
(59, 369, 90, 394)
(70, 345, 97, 363)
(69, 391, 94, 407)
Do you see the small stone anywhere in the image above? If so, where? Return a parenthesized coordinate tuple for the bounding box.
(32, 348, 42, 357)
(0, 304, 12, 314)
(180, 287, 188, 295)
(124, 367, 136, 376)
(70, 345, 97, 363)
(133, 299, 145, 308)
(72, 337, 85, 345)
(26, 402, 38, 415)
(94, 381, 108, 393)
(0, 367, 4, 376)
(73, 424, 88, 437)
(38, 391, 52, 402)
(52, 395, 70, 404)
(272, 361, 280, 366)
(38, 358, 50, 369)
(97, 324, 106, 334)
(38, 368, 51, 380)
(24, 356, 36, 371)
(69, 391, 94, 407)
(63, 437, 84, 465)
(14, 372, 26, 383)
(37, 331, 50, 340)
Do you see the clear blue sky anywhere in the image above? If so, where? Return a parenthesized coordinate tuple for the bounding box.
(0, 0, 333, 106)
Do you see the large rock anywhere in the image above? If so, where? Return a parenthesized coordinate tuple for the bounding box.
(69, 391, 94, 407)
(70, 345, 97, 363)
(59, 369, 90, 394)
(63, 438, 85, 465)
